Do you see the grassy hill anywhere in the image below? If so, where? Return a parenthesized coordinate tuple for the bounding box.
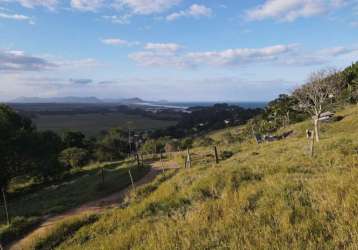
(16, 105, 358, 249)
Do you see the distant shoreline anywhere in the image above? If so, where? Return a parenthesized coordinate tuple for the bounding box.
(146, 101, 267, 109)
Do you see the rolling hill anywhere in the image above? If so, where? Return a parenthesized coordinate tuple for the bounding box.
(20, 104, 358, 249)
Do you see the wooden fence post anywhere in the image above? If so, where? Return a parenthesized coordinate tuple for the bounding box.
(1, 188, 10, 225)
(101, 168, 105, 184)
(214, 146, 219, 164)
(140, 154, 144, 167)
(160, 153, 165, 173)
(186, 148, 192, 168)
(136, 153, 140, 168)
(128, 170, 135, 191)
(310, 130, 315, 157)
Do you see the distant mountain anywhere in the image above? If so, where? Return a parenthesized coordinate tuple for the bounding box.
(10, 96, 103, 104)
(101, 97, 145, 104)
(121, 97, 145, 104)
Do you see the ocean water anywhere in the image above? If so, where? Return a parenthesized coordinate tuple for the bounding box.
(156, 102, 267, 109)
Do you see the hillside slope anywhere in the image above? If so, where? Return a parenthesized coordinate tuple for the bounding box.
(32, 105, 358, 249)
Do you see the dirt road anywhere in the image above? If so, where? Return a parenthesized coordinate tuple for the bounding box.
(7, 161, 179, 250)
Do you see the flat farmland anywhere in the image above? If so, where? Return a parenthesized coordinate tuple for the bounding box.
(33, 113, 177, 136)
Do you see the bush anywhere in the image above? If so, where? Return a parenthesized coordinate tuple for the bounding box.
(221, 150, 234, 160)
(194, 137, 214, 147)
(0, 217, 40, 246)
(59, 147, 89, 168)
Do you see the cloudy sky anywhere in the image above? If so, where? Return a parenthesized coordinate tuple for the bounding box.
(0, 0, 357, 102)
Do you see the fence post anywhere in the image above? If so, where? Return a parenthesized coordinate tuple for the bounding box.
(310, 130, 315, 157)
(136, 153, 140, 168)
(160, 153, 165, 173)
(186, 148, 192, 168)
(214, 146, 219, 164)
(2, 188, 10, 225)
(128, 170, 135, 191)
(101, 168, 105, 184)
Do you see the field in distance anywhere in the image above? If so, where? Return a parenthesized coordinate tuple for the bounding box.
(33, 113, 177, 136)
(9, 103, 180, 136)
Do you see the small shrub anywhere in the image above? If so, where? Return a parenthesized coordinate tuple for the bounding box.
(59, 147, 89, 168)
(0, 216, 40, 246)
(221, 151, 234, 160)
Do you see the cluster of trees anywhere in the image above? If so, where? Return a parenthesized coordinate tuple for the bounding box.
(152, 104, 263, 138)
(0, 106, 136, 191)
(1, 105, 62, 190)
(248, 62, 358, 140)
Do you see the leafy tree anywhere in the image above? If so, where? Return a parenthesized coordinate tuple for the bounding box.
(0, 105, 35, 189)
(141, 139, 157, 155)
(63, 131, 86, 148)
(342, 62, 358, 103)
(95, 128, 128, 162)
(180, 137, 193, 150)
(59, 147, 89, 168)
(31, 131, 65, 180)
(264, 94, 300, 128)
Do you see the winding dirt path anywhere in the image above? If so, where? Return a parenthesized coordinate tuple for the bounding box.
(7, 161, 179, 250)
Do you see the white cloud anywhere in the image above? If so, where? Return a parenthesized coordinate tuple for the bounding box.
(102, 14, 131, 24)
(101, 38, 139, 46)
(186, 45, 296, 66)
(70, 0, 104, 11)
(113, 0, 181, 14)
(279, 45, 358, 66)
(8, 0, 58, 9)
(0, 11, 33, 23)
(130, 44, 297, 68)
(56, 58, 99, 69)
(130, 44, 358, 68)
(166, 4, 212, 21)
(144, 43, 182, 52)
(246, 0, 346, 22)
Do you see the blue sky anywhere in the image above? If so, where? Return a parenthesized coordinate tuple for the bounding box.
(0, 0, 357, 102)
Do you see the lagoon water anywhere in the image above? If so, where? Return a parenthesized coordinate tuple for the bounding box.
(155, 102, 267, 109)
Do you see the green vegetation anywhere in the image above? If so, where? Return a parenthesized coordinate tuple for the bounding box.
(28, 214, 99, 250)
(35, 105, 358, 250)
(0, 161, 149, 246)
(59, 148, 89, 168)
(34, 113, 177, 136)
(0, 217, 40, 246)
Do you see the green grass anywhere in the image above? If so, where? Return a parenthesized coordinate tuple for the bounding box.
(33, 113, 177, 136)
(33, 105, 358, 250)
(0, 217, 41, 246)
(0, 161, 150, 247)
(28, 214, 99, 250)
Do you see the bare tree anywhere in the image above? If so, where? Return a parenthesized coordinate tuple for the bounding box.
(293, 68, 343, 142)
